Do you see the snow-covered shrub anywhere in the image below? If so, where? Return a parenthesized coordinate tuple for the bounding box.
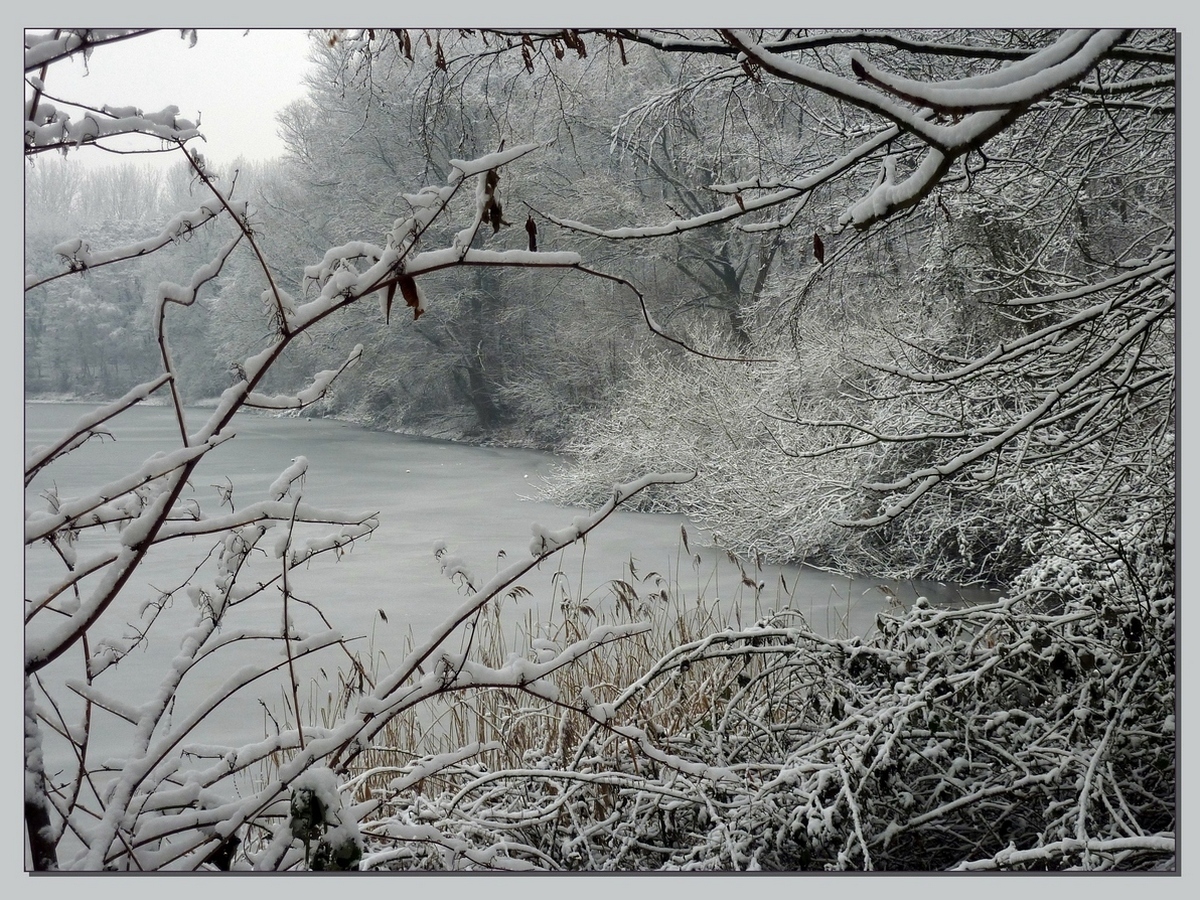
(540, 330, 875, 568)
(1010, 441, 1175, 615)
(349, 586, 1175, 871)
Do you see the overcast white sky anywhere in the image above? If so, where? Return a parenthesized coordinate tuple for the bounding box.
(32, 28, 315, 168)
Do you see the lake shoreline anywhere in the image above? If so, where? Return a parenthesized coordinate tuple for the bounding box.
(23, 390, 563, 452)
(25, 396, 1003, 600)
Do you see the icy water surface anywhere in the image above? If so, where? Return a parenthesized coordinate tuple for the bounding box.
(25, 401, 995, 769)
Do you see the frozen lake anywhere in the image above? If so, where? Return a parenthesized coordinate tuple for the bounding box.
(25, 401, 994, 773)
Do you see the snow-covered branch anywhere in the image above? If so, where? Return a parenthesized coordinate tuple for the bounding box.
(25, 434, 231, 545)
(24, 374, 172, 485)
(246, 346, 364, 410)
(26, 198, 234, 291)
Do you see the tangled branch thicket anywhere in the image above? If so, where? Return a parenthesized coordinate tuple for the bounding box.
(312, 509, 1172, 871)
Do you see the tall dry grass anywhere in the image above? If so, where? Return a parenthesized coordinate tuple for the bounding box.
(250, 525, 1174, 872)
(259, 530, 829, 799)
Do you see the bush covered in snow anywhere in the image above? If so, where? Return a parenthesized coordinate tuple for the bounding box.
(343, 581, 1174, 871)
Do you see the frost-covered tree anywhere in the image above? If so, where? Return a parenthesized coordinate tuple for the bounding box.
(421, 28, 1174, 586)
(268, 33, 665, 440)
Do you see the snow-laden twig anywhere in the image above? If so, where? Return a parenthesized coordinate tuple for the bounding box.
(25, 100, 202, 155)
(24, 434, 232, 546)
(331, 471, 695, 768)
(841, 293, 1173, 526)
(23, 374, 172, 485)
(246, 346, 364, 410)
(719, 29, 1126, 230)
(25, 28, 156, 72)
(26, 199, 233, 292)
(950, 835, 1175, 872)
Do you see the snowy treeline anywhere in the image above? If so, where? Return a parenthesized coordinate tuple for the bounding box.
(24, 28, 1174, 871)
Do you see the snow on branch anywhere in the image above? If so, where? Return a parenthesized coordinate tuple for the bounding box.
(24, 374, 172, 484)
(723, 28, 1127, 231)
(25, 434, 232, 545)
(158, 233, 243, 313)
(245, 345, 364, 411)
(24, 28, 155, 71)
(25, 102, 202, 155)
(159, 502, 378, 544)
(373, 742, 504, 796)
(25, 500, 378, 624)
(446, 144, 539, 256)
(837, 150, 950, 230)
(550, 187, 800, 239)
(25, 30, 201, 158)
(273, 146, 591, 341)
(951, 835, 1176, 871)
(26, 199, 235, 291)
(75, 630, 348, 871)
(447, 142, 542, 179)
(552, 124, 909, 241)
(841, 297, 1174, 528)
(303, 241, 388, 288)
(407, 247, 582, 276)
(849, 30, 1127, 113)
(432, 620, 653, 703)
(721, 30, 947, 146)
(866, 256, 1174, 384)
